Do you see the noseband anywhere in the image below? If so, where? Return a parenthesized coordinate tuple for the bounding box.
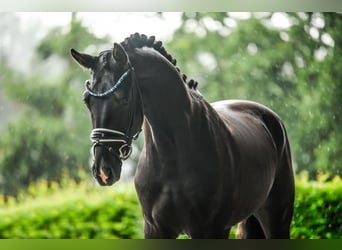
(86, 65, 141, 161)
(90, 128, 140, 160)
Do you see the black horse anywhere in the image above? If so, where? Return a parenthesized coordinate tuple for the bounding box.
(70, 33, 295, 239)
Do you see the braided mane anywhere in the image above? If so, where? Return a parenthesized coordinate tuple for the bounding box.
(120, 33, 199, 90)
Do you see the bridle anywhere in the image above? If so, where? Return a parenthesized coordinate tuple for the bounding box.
(86, 64, 142, 161)
(90, 127, 140, 160)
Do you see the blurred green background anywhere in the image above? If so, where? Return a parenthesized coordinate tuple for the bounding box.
(0, 12, 341, 238)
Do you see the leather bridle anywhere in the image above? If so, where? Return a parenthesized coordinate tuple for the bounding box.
(86, 65, 141, 161)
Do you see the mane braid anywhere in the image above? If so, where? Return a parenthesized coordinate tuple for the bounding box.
(120, 33, 199, 90)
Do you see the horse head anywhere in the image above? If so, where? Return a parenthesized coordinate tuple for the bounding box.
(70, 43, 143, 186)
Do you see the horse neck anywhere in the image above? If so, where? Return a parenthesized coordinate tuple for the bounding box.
(133, 55, 193, 135)
(130, 49, 215, 166)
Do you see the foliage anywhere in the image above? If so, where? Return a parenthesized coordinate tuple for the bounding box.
(0, 115, 68, 196)
(0, 174, 341, 239)
(2, 72, 66, 116)
(292, 172, 342, 239)
(36, 13, 108, 61)
(0, 176, 143, 239)
(0, 13, 108, 197)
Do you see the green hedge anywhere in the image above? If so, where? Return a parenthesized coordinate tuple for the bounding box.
(0, 173, 341, 239)
(291, 172, 342, 239)
(0, 179, 143, 239)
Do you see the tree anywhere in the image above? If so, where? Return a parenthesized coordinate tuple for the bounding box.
(0, 13, 109, 197)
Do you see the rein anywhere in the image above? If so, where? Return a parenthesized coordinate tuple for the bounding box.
(86, 65, 141, 160)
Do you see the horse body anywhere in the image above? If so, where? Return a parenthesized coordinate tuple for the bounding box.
(71, 33, 294, 239)
(135, 92, 293, 238)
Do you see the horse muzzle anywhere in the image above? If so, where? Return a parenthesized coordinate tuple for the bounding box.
(89, 128, 139, 185)
(91, 146, 122, 186)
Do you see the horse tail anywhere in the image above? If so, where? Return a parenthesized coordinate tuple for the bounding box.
(260, 112, 291, 167)
(261, 111, 295, 192)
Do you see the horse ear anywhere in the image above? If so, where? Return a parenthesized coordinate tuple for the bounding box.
(112, 43, 128, 66)
(70, 48, 96, 69)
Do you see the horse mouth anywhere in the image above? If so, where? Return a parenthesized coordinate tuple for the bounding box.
(92, 164, 120, 186)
